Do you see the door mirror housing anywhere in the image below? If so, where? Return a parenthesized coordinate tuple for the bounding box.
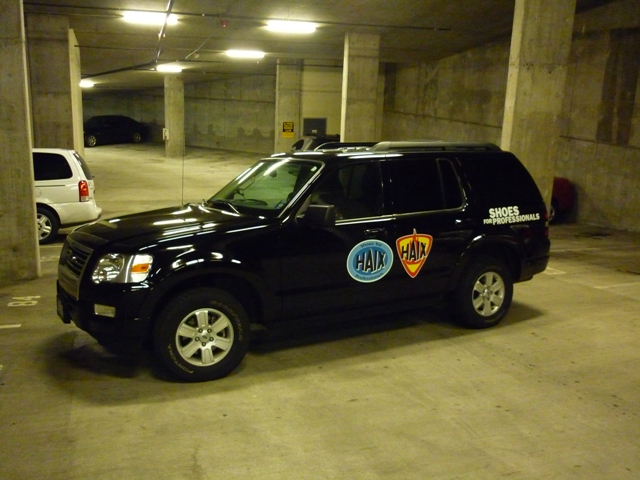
(299, 204, 336, 227)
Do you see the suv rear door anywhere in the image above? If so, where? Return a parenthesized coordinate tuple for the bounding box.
(378, 154, 475, 300)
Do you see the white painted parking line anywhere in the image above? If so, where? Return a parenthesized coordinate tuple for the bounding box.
(594, 281, 640, 289)
(544, 267, 566, 275)
(552, 248, 604, 253)
(0, 324, 22, 329)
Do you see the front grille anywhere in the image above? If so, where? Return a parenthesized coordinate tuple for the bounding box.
(60, 238, 93, 276)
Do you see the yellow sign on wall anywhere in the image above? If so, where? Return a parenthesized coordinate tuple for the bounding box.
(282, 122, 294, 138)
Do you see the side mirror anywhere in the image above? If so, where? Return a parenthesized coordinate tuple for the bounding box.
(299, 204, 336, 227)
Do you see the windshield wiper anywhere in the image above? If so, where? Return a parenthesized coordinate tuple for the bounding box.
(207, 199, 240, 214)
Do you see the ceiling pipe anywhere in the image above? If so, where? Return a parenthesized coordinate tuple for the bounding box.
(155, 0, 176, 64)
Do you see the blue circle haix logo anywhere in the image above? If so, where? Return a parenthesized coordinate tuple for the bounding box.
(347, 240, 394, 283)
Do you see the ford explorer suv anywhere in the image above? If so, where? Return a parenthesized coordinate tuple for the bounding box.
(56, 142, 550, 381)
(33, 148, 102, 244)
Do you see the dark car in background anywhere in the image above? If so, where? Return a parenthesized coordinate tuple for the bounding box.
(83, 115, 149, 147)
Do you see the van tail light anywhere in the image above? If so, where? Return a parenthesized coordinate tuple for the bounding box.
(79, 180, 90, 202)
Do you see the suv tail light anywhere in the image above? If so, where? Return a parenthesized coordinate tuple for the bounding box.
(544, 211, 549, 237)
(79, 180, 90, 202)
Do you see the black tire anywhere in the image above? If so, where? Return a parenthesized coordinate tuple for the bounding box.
(132, 132, 142, 143)
(37, 206, 60, 244)
(451, 257, 513, 329)
(85, 134, 97, 147)
(153, 288, 251, 382)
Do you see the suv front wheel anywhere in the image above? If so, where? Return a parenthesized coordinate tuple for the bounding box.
(452, 257, 513, 329)
(153, 288, 251, 382)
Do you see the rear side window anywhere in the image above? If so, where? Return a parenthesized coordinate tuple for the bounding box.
(72, 151, 93, 179)
(459, 152, 542, 206)
(33, 153, 73, 181)
(383, 156, 463, 214)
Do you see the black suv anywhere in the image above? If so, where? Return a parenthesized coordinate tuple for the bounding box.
(57, 142, 550, 381)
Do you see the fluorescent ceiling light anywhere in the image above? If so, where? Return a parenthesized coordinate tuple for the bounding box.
(225, 50, 266, 59)
(123, 11, 178, 25)
(266, 20, 317, 34)
(79, 79, 94, 88)
(156, 64, 183, 73)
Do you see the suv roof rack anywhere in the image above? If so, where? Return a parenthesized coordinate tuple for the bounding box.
(314, 141, 377, 151)
(371, 141, 502, 152)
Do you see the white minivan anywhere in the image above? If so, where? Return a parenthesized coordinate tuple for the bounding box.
(33, 148, 102, 244)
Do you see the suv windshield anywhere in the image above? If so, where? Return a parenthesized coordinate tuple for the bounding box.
(207, 158, 322, 216)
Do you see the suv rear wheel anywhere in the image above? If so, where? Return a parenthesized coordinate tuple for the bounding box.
(452, 257, 513, 329)
(37, 206, 60, 244)
(153, 288, 251, 381)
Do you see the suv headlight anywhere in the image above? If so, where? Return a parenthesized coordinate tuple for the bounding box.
(92, 253, 153, 284)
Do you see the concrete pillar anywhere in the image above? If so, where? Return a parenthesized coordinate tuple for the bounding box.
(69, 29, 85, 157)
(164, 75, 185, 158)
(274, 63, 302, 153)
(501, 0, 576, 204)
(0, 0, 41, 285)
(26, 14, 80, 150)
(340, 32, 380, 142)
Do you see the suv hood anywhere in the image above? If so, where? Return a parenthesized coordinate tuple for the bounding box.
(70, 203, 269, 249)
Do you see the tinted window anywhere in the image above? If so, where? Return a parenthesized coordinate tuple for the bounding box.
(458, 153, 542, 206)
(439, 159, 464, 209)
(72, 151, 93, 179)
(384, 156, 462, 214)
(309, 162, 382, 220)
(33, 153, 73, 181)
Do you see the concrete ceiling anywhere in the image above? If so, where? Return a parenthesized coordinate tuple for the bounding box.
(23, 0, 617, 91)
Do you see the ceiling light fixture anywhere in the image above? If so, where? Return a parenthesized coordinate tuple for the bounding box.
(79, 79, 94, 88)
(266, 20, 317, 34)
(156, 64, 183, 73)
(225, 50, 266, 59)
(123, 11, 178, 26)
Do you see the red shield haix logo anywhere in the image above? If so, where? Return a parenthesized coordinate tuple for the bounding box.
(396, 229, 433, 278)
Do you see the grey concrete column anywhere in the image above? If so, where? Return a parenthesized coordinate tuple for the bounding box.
(501, 0, 576, 204)
(164, 75, 185, 158)
(0, 1, 40, 285)
(69, 29, 85, 156)
(26, 14, 79, 150)
(340, 32, 380, 142)
(274, 63, 302, 153)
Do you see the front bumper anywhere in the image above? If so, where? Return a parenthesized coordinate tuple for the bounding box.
(57, 281, 151, 344)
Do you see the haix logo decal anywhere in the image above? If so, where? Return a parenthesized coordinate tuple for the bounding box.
(396, 229, 433, 278)
(347, 240, 394, 283)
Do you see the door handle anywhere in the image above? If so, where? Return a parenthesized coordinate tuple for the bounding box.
(364, 228, 387, 238)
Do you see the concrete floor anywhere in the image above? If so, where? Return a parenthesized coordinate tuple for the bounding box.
(1, 145, 639, 479)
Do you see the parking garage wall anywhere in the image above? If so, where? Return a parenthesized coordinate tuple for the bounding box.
(383, 0, 640, 232)
(83, 74, 276, 155)
(184, 75, 276, 154)
(83, 92, 164, 141)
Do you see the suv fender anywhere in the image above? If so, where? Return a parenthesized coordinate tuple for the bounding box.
(446, 234, 520, 293)
(141, 263, 275, 331)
